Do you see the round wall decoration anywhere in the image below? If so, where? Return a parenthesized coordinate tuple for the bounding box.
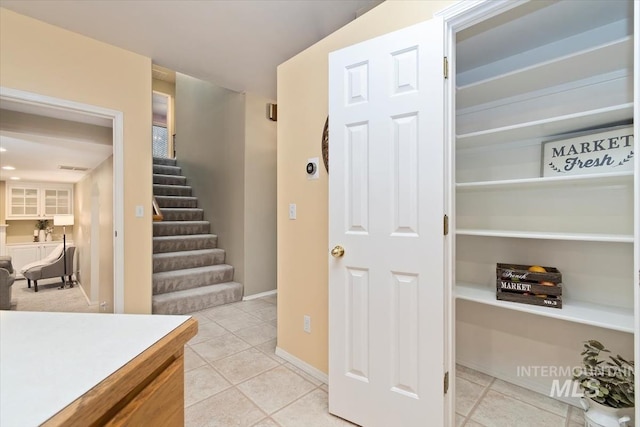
(321, 116, 329, 172)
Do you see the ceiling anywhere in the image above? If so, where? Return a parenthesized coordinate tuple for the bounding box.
(0, 103, 113, 184)
(0, 1, 381, 184)
(1, 0, 383, 100)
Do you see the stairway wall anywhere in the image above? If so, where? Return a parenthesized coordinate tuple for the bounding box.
(243, 93, 277, 295)
(175, 75, 277, 296)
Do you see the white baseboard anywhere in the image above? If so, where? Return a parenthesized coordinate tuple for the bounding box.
(76, 281, 98, 306)
(275, 346, 328, 384)
(243, 289, 277, 301)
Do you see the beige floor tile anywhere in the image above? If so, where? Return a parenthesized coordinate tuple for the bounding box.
(212, 348, 279, 384)
(320, 383, 328, 392)
(465, 421, 487, 427)
(456, 365, 493, 387)
(490, 379, 568, 417)
(217, 312, 264, 332)
(252, 306, 277, 321)
(252, 418, 281, 427)
(235, 299, 274, 313)
(185, 346, 207, 372)
(184, 365, 232, 407)
(191, 333, 252, 363)
(234, 323, 277, 346)
(238, 365, 316, 414)
(270, 319, 277, 327)
(185, 387, 266, 427)
(254, 339, 285, 364)
(189, 311, 213, 326)
(568, 405, 584, 422)
(455, 413, 465, 426)
(189, 321, 229, 345)
(567, 422, 583, 427)
(283, 362, 324, 386)
(272, 389, 355, 427)
(201, 305, 247, 322)
(470, 390, 566, 427)
(262, 295, 277, 305)
(456, 376, 487, 416)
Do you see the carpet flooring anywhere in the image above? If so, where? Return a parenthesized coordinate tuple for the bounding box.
(9, 278, 98, 313)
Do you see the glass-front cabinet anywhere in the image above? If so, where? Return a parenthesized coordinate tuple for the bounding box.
(6, 182, 73, 219)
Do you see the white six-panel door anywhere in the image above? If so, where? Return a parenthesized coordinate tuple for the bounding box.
(328, 18, 446, 427)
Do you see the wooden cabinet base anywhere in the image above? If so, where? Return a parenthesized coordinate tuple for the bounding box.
(42, 317, 197, 427)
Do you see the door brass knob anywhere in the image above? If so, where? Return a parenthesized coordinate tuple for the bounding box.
(331, 245, 345, 258)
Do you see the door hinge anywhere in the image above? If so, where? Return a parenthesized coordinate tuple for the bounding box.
(444, 371, 449, 394)
(443, 214, 449, 236)
(443, 57, 449, 79)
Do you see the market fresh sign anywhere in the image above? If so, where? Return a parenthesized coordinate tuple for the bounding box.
(542, 126, 634, 177)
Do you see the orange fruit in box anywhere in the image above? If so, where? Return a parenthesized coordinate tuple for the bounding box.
(528, 265, 546, 273)
(539, 281, 555, 286)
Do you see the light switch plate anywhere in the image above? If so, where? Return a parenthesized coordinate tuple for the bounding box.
(135, 205, 144, 217)
(289, 203, 297, 220)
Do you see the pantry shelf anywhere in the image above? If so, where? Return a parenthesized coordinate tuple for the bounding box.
(456, 282, 633, 333)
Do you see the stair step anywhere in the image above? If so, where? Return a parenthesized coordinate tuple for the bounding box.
(153, 264, 234, 295)
(153, 221, 209, 236)
(153, 184, 192, 197)
(153, 164, 182, 176)
(160, 208, 204, 222)
(153, 234, 217, 254)
(153, 248, 225, 273)
(155, 196, 198, 208)
(153, 157, 177, 166)
(153, 174, 187, 186)
(152, 281, 243, 315)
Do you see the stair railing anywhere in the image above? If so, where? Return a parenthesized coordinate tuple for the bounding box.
(152, 197, 163, 221)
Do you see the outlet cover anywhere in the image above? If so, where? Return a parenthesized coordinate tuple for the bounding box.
(303, 315, 311, 333)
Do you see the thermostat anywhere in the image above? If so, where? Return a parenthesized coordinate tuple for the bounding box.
(307, 157, 319, 180)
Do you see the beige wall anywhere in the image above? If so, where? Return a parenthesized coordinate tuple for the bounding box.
(1, 8, 152, 313)
(276, 0, 455, 372)
(175, 74, 246, 286)
(0, 181, 5, 222)
(175, 76, 277, 297)
(244, 93, 277, 295)
(74, 156, 113, 306)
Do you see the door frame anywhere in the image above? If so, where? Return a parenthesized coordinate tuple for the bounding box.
(436, 0, 534, 420)
(0, 86, 125, 313)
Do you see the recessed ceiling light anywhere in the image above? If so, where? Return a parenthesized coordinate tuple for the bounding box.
(2, 166, 16, 170)
(0, 148, 6, 152)
(9, 176, 20, 180)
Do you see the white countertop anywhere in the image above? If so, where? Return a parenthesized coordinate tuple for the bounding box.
(0, 311, 191, 426)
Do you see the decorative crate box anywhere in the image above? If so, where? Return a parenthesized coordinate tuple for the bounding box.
(496, 263, 563, 309)
(496, 291, 562, 309)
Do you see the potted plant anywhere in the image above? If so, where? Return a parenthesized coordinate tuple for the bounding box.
(574, 340, 634, 427)
(35, 220, 49, 242)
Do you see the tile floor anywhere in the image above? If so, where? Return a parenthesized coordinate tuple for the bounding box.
(184, 296, 586, 427)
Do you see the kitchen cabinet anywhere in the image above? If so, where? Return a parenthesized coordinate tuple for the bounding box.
(6, 182, 72, 220)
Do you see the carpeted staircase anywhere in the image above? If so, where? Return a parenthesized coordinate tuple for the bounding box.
(152, 157, 242, 314)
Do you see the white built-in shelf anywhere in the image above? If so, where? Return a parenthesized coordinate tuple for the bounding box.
(456, 282, 634, 333)
(456, 171, 633, 191)
(456, 103, 633, 149)
(456, 229, 634, 243)
(457, 37, 633, 109)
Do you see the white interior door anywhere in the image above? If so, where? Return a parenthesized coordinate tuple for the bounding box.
(328, 18, 446, 427)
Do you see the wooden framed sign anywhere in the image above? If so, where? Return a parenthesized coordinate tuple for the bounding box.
(542, 125, 634, 177)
